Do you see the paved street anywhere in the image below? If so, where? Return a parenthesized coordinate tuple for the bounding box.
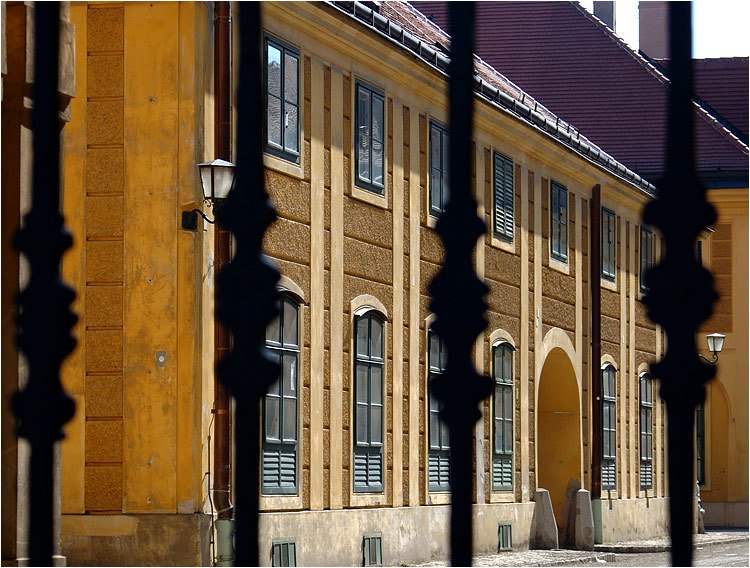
(579, 539, 749, 566)
(412, 530, 748, 567)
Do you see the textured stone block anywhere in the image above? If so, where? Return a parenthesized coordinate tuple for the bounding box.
(86, 421, 123, 463)
(87, 7, 123, 53)
(85, 466, 122, 511)
(86, 241, 123, 283)
(419, 229, 443, 265)
(344, 198, 393, 249)
(86, 196, 124, 238)
(85, 329, 123, 373)
(87, 148, 124, 195)
(263, 217, 310, 265)
(86, 375, 123, 417)
(711, 257, 731, 276)
(87, 100, 124, 145)
(87, 54, 124, 98)
(266, 171, 310, 223)
(542, 296, 576, 331)
(343, 237, 392, 285)
(712, 240, 731, 258)
(86, 285, 123, 328)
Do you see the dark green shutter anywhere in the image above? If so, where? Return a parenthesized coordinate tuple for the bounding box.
(493, 153, 514, 239)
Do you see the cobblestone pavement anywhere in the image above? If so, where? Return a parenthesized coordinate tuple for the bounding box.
(411, 530, 748, 567)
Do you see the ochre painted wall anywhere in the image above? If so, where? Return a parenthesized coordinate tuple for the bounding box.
(61, 1, 211, 527)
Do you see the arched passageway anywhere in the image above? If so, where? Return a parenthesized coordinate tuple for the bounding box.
(537, 347, 581, 541)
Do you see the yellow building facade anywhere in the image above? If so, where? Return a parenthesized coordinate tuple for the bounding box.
(699, 189, 749, 528)
(13, 1, 746, 565)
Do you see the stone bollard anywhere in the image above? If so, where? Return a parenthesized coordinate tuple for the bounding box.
(533, 488, 559, 549)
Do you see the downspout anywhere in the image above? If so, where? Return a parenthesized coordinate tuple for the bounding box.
(590, 184, 603, 544)
(213, 1, 234, 565)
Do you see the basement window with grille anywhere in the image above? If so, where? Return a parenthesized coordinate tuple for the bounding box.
(362, 533, 383, 567)
(498, 523, 513, 551)
(271, 540, 297, 567)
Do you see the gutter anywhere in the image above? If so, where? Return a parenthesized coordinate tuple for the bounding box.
(213, 0, 233, 524)
(590, 184, 603, 544)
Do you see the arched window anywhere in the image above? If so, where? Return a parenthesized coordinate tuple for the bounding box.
(602, 364, 617, 490)
(262, 295, 300, 494)
(493, 343, 514, 491)
(353, 312, 384, 493)
(640, 372, 654, 490)
(428, 330, 450, 491)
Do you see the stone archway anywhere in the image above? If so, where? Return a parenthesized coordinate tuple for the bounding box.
(537, 347, 581, 544)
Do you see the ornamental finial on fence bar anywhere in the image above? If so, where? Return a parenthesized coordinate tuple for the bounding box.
(214, 4, 280, 566)
(641, 3, 718, 566)
(12, 3, 77, 566)
(428, 3, 492, 566)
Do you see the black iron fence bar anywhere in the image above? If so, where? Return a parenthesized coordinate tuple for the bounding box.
(214, 3, 280, 566)
(643, 3, 718, 566)
(429, 3, 492, 565)
(12, 3, 77, 566)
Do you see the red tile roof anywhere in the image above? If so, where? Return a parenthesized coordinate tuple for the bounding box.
(694, 57, 748, 140)
(411, 1, 748, 184)
(328, 1, 657, 193)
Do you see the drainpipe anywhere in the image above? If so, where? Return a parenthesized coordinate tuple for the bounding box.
(213, 2, 234, 565)
(590, 184, 603, 544)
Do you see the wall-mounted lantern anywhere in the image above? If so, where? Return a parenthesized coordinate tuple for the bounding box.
(182, 159, 236, 230)
(700, 332, 726, 364)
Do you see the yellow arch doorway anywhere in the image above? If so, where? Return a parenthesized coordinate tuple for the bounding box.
(537, 348, 582, 540)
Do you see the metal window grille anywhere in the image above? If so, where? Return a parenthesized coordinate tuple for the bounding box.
(263, 295, 300, 494)
(264, 35, 300, 162)
(429, 121, 450, 217)
(354, 313, 385, 492)
(640, 373, 654, 490)
(602, 208, 617, 281)
(492, 152, 514, 239)
(497, 523, 513, 552)
(362, 533, 383, 567)
(640, 227, 655, 291)
(492, 343, 514, 491)
(550, 180, 568, 262)
(355, 82, 385, 193)
(602, 365, 617, 490)
(428, 331, 451, 491)
(271, 540, 297, 567)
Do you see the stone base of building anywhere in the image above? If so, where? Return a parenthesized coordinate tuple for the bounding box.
(599, 497, 669, 543)
(258, 497, 668, 566)
(703, 502, 749, 528)
(61, 514, 211, 567)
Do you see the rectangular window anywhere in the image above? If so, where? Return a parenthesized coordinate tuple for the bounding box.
(602, 208, 616, 280)
(602, 365, 617, 490)
(428, 331, 450, 491)
(264, 36, 299, 163)
(639, 373, 653, 490)
(493, 152, 514, 240)
(263, 296, 300, 495)
(355, 82, 385, 194)
(429, 121, 450, 217)
(640, 227, 655, 291)
(492, 343, 514, 491)
(271, 540, 296, 568)
(362, 533, 382, 567)
(498, 523, 513, 552)
(550, 181, 568, 262)
(354, 313, 384, 492)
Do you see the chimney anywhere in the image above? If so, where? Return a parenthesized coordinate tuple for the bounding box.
(593, 1, 616, 30)
(639, 1, 669, 59)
